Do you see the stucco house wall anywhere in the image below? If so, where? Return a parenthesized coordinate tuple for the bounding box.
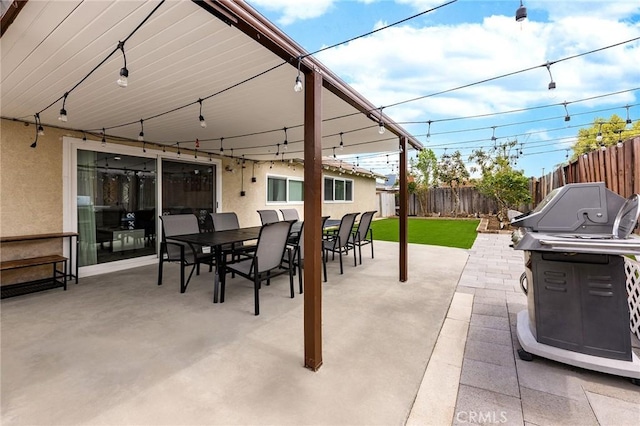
(1, 117, 378, 276)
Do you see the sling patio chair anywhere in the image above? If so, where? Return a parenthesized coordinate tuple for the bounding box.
(348, 210, 377, 265)
(220, 221, 294, 316)
(322, 212, 359, 275)
(257, 209, 280, 225)
(158, 214, 214, 293)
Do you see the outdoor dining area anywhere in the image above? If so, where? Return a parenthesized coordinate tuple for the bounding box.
(0, 233, 470, 425)
(157, 209, 377, 315)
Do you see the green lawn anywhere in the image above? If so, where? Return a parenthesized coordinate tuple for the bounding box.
(369, 218, 479, 249)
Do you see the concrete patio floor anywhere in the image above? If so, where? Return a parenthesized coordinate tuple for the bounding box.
(1, 240, 469, 425)
(2, 236, 639, 425)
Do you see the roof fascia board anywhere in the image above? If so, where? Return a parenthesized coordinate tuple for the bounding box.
(1, 0, 28, 37)
(195, 0, 423, 151)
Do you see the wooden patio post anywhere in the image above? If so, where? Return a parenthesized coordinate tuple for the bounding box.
(399, 136, 408, 282)
(303, 68, 323, 371)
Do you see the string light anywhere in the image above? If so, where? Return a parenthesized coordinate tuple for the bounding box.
(138, 119, 144, 142)
(101, 128, 106, 147)
(545, 62, 556, 90)
(30, 114, 39, 148)
(378, 107, 385, 135)
(275, 143, 280, 157)
(339, 132, 344, 151)
(142, 141, 146, 153)
(562, 101, 571, 121)
(426, 120, 432, 142)
(595, 121, 603, 142)
(82, 132, 87, 142)
(58, 92, 68, 122)
(625, 105, 632, 126)
(283, 127, 288, 150)
(198, 99, 207, 128)
(219, 137, 224, 154)
(616, 129, 624, 148)
(294, 57, 303, 93)
(177, 143, 181, 156)
(515, 0, 527, 22)
(37, 114, 44, 136)
(117, 41, 128, 88)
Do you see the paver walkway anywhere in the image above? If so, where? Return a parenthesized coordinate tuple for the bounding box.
(421, 233, 640, 425)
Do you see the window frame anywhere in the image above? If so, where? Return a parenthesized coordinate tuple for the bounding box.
(266, 174, 304, 205)
(323, 175, 354, 203)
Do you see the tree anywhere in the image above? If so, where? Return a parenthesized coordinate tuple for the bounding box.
(469, 141, 531, 224)
(572, 114, 640, 158)
(409, 149, 437, 215)
(436, 150, 469, 216)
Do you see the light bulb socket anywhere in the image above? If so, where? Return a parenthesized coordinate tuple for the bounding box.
(37, 125, 44, 136)
(564, 115, 571, 122)
(138, 132, 144, 142)
(117, 67, 129, 87)
(199, 115, 207, 128)
(548, 81, 556, 90)
(58, 108, 68, 122)
(515, 4, 527, 22)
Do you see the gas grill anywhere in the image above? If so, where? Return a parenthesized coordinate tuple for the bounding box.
(510, 182, 640, 381)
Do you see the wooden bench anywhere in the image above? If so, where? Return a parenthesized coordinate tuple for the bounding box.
(1, 255, 68, 299)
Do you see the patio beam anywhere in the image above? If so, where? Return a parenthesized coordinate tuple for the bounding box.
(399, 136, 408, 281)
(303, 68, 323, 371)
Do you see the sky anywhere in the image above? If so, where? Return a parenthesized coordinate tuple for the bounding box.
(247, 0, 640, 178)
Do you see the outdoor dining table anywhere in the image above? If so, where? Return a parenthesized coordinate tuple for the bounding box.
(167, 226, 262, 303)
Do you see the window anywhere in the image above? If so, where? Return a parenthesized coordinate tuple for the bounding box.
(324, 176, 354, 202)
(267, 175, 304, 203)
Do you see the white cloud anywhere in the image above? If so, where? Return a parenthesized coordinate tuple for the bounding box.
(315, 11, 640, 121)
(248, 0, 336, 25)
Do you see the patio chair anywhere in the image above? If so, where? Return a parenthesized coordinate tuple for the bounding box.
(322, 212, 359, 275)
(280, 209, 300, 221)
(221, 221, 294, 315)
(257, 209, 280, 225)
(211, 212, 256, 263)
(293, 221, 327, 293)
(348, 210, 376, 265)
(158, 214, 214, 293)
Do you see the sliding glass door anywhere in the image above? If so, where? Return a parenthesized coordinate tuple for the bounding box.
(77, 150, 157, 266)
(161, 159, 216, 231)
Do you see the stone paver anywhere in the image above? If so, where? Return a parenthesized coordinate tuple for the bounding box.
(449, 233, 639, 426)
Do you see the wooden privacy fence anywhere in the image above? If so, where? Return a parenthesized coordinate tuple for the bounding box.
(533, 136, 640, 203)
(418, 187, 499, 216)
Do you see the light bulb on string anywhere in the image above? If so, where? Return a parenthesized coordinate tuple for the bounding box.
(625, 105, 632, 127)
(377, 107, 385, 135)
(339, 132, 344, 151)
(545, 62, 556, 90)
(117, 41, 128, 88)
(219, 137, 224, 154)
(138, 119, 144, 142)
(293, 57, 303, 92)
(283, 127, 288, 151)
(562, 101, 571, 122)
(198, 99, 207, 128)
(59, 92, 68, 122)
(101, 128, 106, 147)
(595, 121, 603, 142)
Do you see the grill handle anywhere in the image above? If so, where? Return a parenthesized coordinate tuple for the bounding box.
(519, 272, 528, 295)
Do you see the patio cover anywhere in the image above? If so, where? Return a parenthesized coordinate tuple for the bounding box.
(1, 0, 421, 371)
(0, 0, 422, 159)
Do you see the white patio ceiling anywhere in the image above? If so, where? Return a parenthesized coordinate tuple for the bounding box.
(1, 0, 421, 162)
